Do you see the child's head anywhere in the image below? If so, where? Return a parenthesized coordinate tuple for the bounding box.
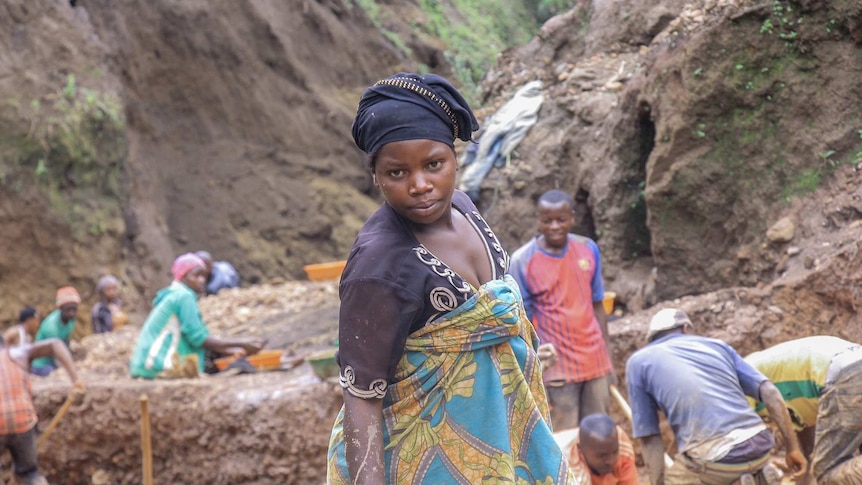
(536, 189, 575, 250)
(171, 253, 207, 293)
(96, 275, 120, 302)
(18, 306, 40, 335)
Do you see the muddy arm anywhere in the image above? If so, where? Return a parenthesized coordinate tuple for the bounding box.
(760, 380, 807, 478)
(2, 326, 19, 346)
(342, 392, 385, 484)
(641, 433, 666, 485)
(202, 336, 264, 356)
(593, 301, 617, 385)
(26, 338, 81, 384)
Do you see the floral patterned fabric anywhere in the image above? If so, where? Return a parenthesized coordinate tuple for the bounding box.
(327, 275, 574, 484)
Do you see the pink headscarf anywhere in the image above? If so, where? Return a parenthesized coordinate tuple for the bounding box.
(171, 253, 205, 281)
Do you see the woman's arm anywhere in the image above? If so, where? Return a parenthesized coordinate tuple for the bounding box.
(342, 392, 385, 484)
(202, 336, 265, 356)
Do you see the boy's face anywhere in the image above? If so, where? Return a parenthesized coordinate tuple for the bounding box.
(182, 266, 207, 293)
(579, 430, 620, 476)
(537, 200, 574, 250)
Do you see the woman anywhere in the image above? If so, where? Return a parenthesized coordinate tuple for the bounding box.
(91, 275, 128, 333)
(327, 73, 573, 484)
(129, 253, 264, 379)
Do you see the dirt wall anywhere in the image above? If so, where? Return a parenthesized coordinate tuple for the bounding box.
(31, 370, 342, 485)
(474, 0, 862, 307)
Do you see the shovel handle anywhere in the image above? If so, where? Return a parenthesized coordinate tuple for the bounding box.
(36, 392, 78, 450)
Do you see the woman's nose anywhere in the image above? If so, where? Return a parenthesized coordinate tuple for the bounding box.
(409, 173, 432, 194)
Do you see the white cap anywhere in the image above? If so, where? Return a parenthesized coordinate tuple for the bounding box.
(647, 308, 692, 342)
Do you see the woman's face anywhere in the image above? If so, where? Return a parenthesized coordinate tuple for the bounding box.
(373, 139, 457, 226)
(102, 283, 119, 301)
(182, 266, 208, 293)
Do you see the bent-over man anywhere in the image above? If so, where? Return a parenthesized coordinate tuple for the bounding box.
(626, 308, 806, 485)
(746, 335, 862, 485)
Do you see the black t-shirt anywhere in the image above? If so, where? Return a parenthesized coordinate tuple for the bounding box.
(337, 190, 509, 399)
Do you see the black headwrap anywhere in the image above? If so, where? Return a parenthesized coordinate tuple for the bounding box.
(351, 72, 480, 155)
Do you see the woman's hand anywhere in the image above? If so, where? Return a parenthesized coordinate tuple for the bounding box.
(240, 337, 266, 356)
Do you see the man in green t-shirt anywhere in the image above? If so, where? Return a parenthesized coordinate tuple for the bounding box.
(746, 336, 862, 485)
(31, 287, 81, 376)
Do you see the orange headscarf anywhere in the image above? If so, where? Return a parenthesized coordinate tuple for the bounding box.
(55, 286, 81, 308)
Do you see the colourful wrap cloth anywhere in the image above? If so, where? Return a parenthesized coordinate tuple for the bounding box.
(327, 275, 574, 484)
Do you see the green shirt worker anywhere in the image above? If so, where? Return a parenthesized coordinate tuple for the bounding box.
(130, 253, 264, 379)
(31, 286, 81, 376)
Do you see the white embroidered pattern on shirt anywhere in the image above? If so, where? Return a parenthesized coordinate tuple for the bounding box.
(414, 247, 472, 294)
(429, 286, 459, 312)
(471, 210, 509, 273)
(340, 365, 388, 399)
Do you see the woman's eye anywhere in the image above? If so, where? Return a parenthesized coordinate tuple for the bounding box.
(427, 160, 443, 169)
(388, 170, 404, 177)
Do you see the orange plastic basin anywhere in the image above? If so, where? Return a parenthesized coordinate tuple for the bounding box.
(215, 349, 284, 372)
(303, 260, 347, 281)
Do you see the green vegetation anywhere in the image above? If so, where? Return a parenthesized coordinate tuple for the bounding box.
(348, 0, 581, 100)
(26, 74, 126, 192)
(0, 74, 127, 239)
(530, 0, 578, 23)
(781, 167, 820, 201)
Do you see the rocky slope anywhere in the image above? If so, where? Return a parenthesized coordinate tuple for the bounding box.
(474, 0, 862, 307)
(0, 0, 405, 317)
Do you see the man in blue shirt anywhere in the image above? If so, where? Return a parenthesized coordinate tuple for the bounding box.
(195, 251, 240, 296)
(626, 308, 807, 485)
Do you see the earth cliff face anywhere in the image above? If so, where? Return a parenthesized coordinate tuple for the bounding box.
(474, 0, 862, 306)
(1, 0, 404, 317)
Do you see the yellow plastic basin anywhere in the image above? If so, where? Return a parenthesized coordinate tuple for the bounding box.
(602, 291, 617, 315)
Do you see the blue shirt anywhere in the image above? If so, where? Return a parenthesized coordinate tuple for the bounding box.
(625, 333, 768, 452)
(206, 261, 240, 295)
